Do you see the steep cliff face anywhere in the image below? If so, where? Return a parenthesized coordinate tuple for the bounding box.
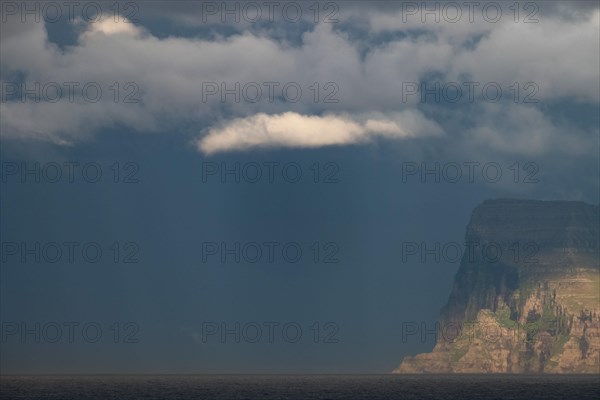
(395, 199, 600, 373)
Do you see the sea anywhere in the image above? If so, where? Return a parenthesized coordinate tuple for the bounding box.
(1, 374, 599, 399)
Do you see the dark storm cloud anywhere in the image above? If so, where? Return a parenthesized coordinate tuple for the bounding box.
(1, 0, 598, 159)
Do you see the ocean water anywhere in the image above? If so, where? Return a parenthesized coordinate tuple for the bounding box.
(1, 374, 599, 399)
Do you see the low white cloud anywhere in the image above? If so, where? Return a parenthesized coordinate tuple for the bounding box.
(197, 110, 442, 154)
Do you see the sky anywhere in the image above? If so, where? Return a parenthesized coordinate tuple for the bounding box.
(0, 0, 599, 374)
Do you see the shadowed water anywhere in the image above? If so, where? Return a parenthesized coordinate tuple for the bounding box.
(1, 374, 599, 399)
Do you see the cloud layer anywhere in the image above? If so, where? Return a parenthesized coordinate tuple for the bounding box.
(1, 3, 598, 156)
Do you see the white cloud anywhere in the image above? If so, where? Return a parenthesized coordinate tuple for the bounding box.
(84, 17, 141, 36)
(448, 9, 600, 103)
(464, 103, 593, 156)
(197, 110, 442, 154)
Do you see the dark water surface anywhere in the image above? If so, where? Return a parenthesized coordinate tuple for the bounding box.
(1, 374, 599, 399)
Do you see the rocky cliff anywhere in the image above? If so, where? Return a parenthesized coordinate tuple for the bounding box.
(395, 199, 600, 373)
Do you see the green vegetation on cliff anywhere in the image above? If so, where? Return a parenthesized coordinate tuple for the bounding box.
(395, 199, 600, 374)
